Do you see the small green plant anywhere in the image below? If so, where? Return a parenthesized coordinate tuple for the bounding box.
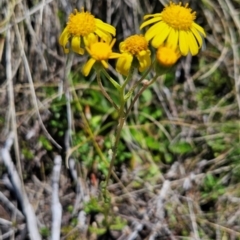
(201, 174, 225, 201)
(84, 197, 127, 235)
(58, 1, 207, 237)
(40, 227, 50, 238)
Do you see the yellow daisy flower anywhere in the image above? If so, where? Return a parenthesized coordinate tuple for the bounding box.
(82, 37, 121, 76)
(59, 8, 116, 55)
(140, 1, 206, 56)
(116, 35, 151, 76)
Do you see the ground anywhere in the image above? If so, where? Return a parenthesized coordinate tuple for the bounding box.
(1, 0, 240, 239)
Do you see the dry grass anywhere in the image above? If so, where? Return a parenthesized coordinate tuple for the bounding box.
(1, 0, 240, 239)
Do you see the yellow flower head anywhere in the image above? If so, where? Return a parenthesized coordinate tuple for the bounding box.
(156, 45, 181, 67)
(116, 35, 151, 76)
(140, 1, 206, 56)
(59, 8, 116, 55)
(82, 37, 121, 76)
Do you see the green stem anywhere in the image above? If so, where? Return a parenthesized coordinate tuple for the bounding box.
(122, 65, 135, 90)
(105, 65, 135, 186)
(126, 74, 159, 116)
(70, 84, 125, 189)
(97, 71, 119, 111)
(101, 68, 121, 91)
(105, 117, 125, 186)
(125, 59, 155, 100)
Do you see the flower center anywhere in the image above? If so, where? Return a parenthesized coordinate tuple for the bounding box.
(67, 8, 96, 36)
(161, 2, 196, 30)
(90, 42, 112, 60)
(123, 35, 148, 55)
(156, 45, 181, 67)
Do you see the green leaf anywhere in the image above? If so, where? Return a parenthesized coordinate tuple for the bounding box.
(169, 141, 193, 154)
(22, 148, 34, 160)
(39, 135, 53, 151)
(141, 88, 152, 103)
(146, 136, 160, 150)
(107, 76, 121, 90)
(89, 226, 106, 235)
(124, 90, 133, 101)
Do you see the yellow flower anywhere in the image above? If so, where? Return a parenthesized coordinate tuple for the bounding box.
(156, 45, 181, 67)
(140, 2, 206, 56)
(59, 8, 116, 55)
(82, 37, 121, 76)
(116, 35, 151, 76)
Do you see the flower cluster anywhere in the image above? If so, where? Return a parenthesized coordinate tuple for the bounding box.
(59, 2, 206, 76)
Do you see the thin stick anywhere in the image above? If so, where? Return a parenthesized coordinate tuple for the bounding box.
(0, 133, 41, 240)
(51, 155, 62, 240)
(0, 0, 54, 34)
(13, 14, 61, 149)
(6, 27, 23, 183)
(0, 192, 24, 221)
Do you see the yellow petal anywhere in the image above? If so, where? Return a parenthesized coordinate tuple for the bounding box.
(95, 19, 116, 36)
(59, 27, 70, 53)
(179, 31, 189, 56)
(151, 23, 171, 48)
(192, 22, 206, 37)
(187, 32, 199, 56)
(144, 22, 163, 41)
(167, 28, 179, 49)
(138, 50, 147, 57)
(95, 29, 112, 43)
(71, 36, 84, 55)
(119, 42, 125, 52)
(59, 27, 68, 45)
(109, 52, 122, 59)
(116, 54, 133, 76)
(101, 60, 108, 69)
(83, 33, 97, 47)
(140, 16, 162, 29)
(143, 13, 162, 20)
(137, 51, 151, 72)
(190, 26, 203, 47)
(82, 58, 96, 76)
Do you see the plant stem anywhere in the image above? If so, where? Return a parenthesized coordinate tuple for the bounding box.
(105, 66, 134, 186)
(125, 59, 155, 99)
(70, 84, 125, 188)
(97, 71, 119, 111)
(101, 68, 121, 90)
(126, 74, 159, 116)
